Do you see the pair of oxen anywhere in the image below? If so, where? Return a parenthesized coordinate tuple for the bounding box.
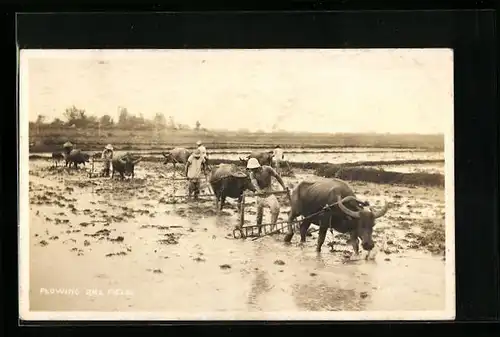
(52, 148, 142, 179)
(162, 147, 390, 256)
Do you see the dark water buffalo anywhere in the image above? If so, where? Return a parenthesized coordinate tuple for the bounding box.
(92, 152, 103, 160)
(111, 154, 142, 180)
(209, 164, 257, 211)
(51, 152, 64, 166)
(63, 149, 91, 169)
(239, 151, 274, 167)
(162, 147, 192, 169)
(284, 178, 389, 254)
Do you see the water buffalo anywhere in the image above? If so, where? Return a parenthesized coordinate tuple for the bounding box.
(111, 154, 142, 180)
(239, 151, 274, 167)
(63, 149, 91, 169)
(162, 147, 192, 169)
(92, 152, 103, 160)
(209, 164, 257, 211)
(284, 178, 389, 254)
(51, 152, 64, 167)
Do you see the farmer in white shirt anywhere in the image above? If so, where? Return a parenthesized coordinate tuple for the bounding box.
(196, 140, 208, 165)
(101, 144, 114, 177)
(185, 149, 206, 200)
(272, 145, 284, 173)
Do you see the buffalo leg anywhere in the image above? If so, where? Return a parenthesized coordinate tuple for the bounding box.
(220, 194, 226, 210)
(316, 226, 328, 252)
(347, 231, 360, 256)
(236, 195, 243, 212)
(284, 210, 299, 243)
(299, 220, 312, 243)
(215, 195, 220, 211)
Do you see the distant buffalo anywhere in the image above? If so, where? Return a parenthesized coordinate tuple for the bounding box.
(51, 152, 65, 167)
(92, 152, 103, 160)
(162, 147, 192, 169)
(63, 149, 91, 169)
(239, 151, 274, 167)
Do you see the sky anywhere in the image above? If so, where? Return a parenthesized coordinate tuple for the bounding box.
(21, 49, 453, 134)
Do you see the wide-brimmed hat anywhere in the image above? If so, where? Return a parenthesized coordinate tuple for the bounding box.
(246, 158, 261, 169)
(196, 140, 202, 146)
(105, 144, 113, 150)
(63, 141, 73, 148)
(193, 149, 201, 157)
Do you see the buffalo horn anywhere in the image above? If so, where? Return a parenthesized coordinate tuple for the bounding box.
(132, 156, 143, 165)
(337, 195, 361, 219)
(371, 202, 389, 219)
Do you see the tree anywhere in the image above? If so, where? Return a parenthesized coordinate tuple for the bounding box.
(63, 105, 87, 128)
(167, 116, 177, 130)
(153, 113, 167, 129)
(99, 114, 114, 128)
(51, 118, 65, 127)
(118, 107, 129, 126)
(86, 115, 99, 128)
(195, 120, 201, 131)
(177, 124, 191, 130)
(36, 114, 46, 125)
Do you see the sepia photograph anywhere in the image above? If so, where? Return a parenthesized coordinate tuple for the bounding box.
(19, 48, 455, 320)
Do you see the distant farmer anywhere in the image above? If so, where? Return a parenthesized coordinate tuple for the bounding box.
(196, 140, 208, 164)
(246, 158, 288, 233)
(62, 141, 73, 154)
(62, 141, 74, 163)
(185, 149, 206, 200)
(272, 145, 285, 173)
(101, 144, 114, 177)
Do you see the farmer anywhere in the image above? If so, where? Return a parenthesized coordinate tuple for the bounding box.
(272, 145, 284, 173)
(246, 157, 288, 233)
(185, 149, 206, 200)
(101, 144, 114, 177)
(62, 141, 73, 154)
(196, 140, 208, 165)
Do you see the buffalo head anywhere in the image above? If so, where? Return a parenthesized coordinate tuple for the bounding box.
(162, 152, 173, 165)
(336, 195, 389, 251)
(231, 171, 257, 193)
(118, 155, 142, 176)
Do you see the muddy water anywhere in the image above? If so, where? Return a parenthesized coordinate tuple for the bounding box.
(33, 147, 444, 166)
(27, 160, 447, 313)
(210, 150, 444, 164)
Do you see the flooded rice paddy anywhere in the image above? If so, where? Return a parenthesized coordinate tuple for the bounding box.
(26, 157, 447, 314)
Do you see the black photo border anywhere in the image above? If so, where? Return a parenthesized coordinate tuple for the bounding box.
(2, 0, 499, 336)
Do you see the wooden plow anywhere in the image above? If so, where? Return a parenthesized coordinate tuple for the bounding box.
(234, 194, 344, 241)
(234, 189, 294, 239)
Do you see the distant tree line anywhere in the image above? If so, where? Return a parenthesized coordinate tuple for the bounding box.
(30, 106, 207, 131)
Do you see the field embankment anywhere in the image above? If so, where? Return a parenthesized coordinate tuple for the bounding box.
(29, 127, 444, 152)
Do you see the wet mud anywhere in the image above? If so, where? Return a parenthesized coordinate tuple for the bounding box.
(27, 159, 447, 313)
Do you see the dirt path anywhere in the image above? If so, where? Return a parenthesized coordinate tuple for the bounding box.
(26, 160, 447, 313)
